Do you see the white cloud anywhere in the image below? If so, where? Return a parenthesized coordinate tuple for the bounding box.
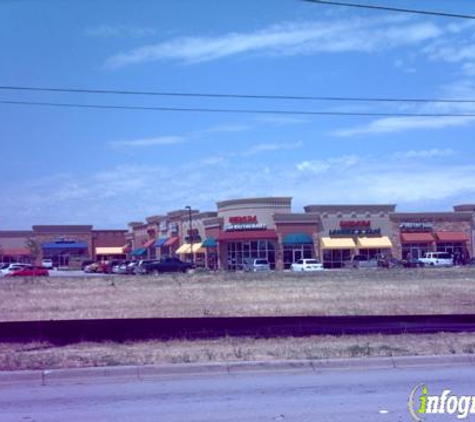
(2, 152, 475, 229)
(242, 141, 303, 156)
(105, 18, 442, 67)
(332, 116, 475, 137)
(109, 136, 184, 148)
(395, 149, 456, 159)
(85, 25, 156, 38)
(296, 155, 360, 173)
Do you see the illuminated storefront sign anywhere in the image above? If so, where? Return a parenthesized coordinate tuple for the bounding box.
(225, 216, 267, 231)
(330, 220, 380, 236)
(400, 222, 433, 231)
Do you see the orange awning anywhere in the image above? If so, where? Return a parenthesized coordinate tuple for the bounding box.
(401, 233, 434, 243)
(435, 231, 470, 242)
(164, 236, 179, 247)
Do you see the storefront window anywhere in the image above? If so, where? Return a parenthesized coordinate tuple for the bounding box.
(226, 241, 276, 270)
(283, 245, 313, 269)
(322, 249, 352, 268)
(401, 243, 432, 260)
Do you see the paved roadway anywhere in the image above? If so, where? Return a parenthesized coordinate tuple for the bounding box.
(1, 362, 474, 421)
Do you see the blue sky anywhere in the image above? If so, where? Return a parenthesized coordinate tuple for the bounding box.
(1, 0, 475, 229)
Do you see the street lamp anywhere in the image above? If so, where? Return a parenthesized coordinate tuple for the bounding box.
(185, 206, 194, 265)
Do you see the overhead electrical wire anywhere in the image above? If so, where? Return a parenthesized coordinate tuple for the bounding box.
(1, 99, 475, 117)
(0, 85, 475, 104)
(303, 0, 475, 20)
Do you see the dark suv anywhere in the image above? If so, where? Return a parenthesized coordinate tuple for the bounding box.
(141, 257, 194, 274)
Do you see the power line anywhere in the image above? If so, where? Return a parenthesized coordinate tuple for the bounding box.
(1, 85, 475, 104)
(303, 0, 475, 20)
(2, 99, 475, 117)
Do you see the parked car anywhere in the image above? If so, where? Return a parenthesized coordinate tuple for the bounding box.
(0, 263, 32, 277)
(41, 259, 54, 269)
(291, 259, 323, 272)
(5, 266, 49, 277)
(135, 259, 159, 274)
(141, 257, 194, 274)
(242, 258, 270, 272)
(418, 252, 453, 267)
(84, 262, 100, 273)
(349, 255, 378, 268)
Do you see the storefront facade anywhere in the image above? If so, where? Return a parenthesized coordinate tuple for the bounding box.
(390, 212, 473, 261)
(303, 205, 396, 268)
(216, 197, 292, 270)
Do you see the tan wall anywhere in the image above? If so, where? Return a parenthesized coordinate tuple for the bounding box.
(390, 218, 473, 259)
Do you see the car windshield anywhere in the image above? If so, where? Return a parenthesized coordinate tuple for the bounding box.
(255, 260, 268, 265)
(306, 260, 319, 264)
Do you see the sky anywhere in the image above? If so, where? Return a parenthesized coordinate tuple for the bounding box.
(1, 0, 475, 229)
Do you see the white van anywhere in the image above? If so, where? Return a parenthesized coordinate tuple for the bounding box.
(418, 252, 453, 267)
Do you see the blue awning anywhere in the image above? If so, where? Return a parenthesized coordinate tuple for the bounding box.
(131, 248, 147, 256)
(202, 237, 217, 248)
(42, 241, 88, 250)
(282, 233, 313, 245)
(155, 237, 168, 247)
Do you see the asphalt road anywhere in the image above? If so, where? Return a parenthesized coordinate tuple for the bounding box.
(1, 362, 474, 421)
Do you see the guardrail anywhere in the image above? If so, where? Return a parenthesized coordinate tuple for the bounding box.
(1, 315, 475, 344)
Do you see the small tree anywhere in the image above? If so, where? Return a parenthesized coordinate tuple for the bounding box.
(25, 238, 41, 264)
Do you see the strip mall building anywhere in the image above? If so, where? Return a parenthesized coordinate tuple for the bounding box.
(126, 197, 475, 270)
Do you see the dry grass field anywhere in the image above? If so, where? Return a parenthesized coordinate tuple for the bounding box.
(1, 267, 474, 321)
(1, 332, 475, 370)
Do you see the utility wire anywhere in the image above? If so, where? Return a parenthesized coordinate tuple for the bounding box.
(0, 85, 475, 104)
(303, 0, 475, 20)
(1, 99, 475, 117)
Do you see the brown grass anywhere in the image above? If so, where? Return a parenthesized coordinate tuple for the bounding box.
(1, 267, 475, 322)
(1, 332, 475, 370)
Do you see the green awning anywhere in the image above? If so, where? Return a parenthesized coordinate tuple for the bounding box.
(202, 237, 217, 248)
(282, 233, 313, 245)
(131, 248, 147, 256)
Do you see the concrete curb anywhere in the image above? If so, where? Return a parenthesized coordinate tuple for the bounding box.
(1, 354, 473, 386)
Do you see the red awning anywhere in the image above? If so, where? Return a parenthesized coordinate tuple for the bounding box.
(142, 238, 156, 248)
(0, 248, 30, 256)
(401, 232, 434, 243)
(164, 236, 180, 247)
(217, 229, 278, 241)
(435, 231, 470, 242)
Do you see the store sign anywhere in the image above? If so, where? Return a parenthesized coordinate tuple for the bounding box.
(330, 220, 377, 235)
(330, 228, 381, 236)
(400, 222, 433, 232)
(226, 215, 266, 231)
(340, 220, 371, 228)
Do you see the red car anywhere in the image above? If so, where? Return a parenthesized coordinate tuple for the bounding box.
(5, 266, 49, 277)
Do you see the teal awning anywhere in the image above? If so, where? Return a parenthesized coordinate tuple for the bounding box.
(155, 237, 168, 247)
(202, 237, 217, 248)
(282, 233, 313, 245)
(131, 248, 147, 256)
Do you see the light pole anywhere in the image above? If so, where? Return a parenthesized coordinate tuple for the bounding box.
(185, 206, 194, 265)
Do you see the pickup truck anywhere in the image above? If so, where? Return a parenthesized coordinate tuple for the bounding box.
(141, 257, 194, 274)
